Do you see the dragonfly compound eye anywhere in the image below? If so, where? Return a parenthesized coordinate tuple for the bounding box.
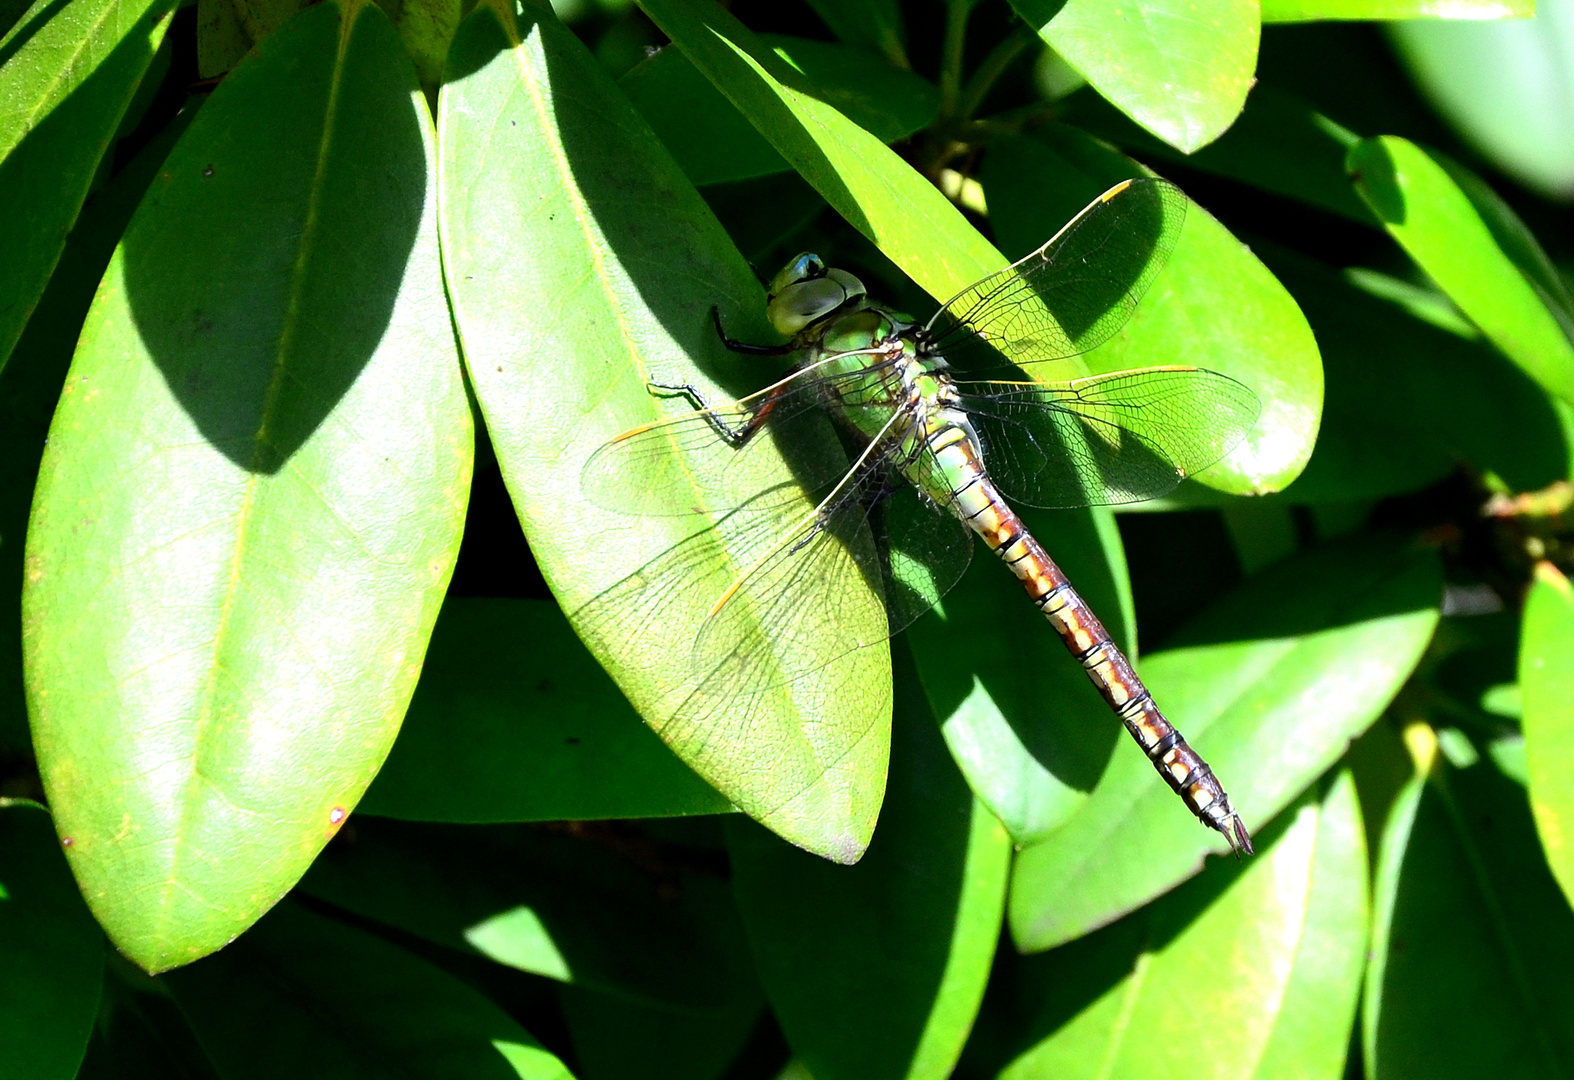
(768, 252, 826, 297)
(767, 268, 867, 335)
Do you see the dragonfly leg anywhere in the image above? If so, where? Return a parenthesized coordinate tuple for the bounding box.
(711, 306, 797, 356)
(646, 379, 790, 449)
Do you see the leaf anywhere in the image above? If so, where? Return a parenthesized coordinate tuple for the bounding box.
(1260, 245, 1574, 503)
(1389, 7, 1574, 200)
(195, 0, 310, 77)
(802, 0, 906, 68)
(637, 0, 1003, 304)
(358, 598, 732, 822)
(558, 981, 762, 1080)
(1522, 562, 1574, 910)
(24, 0, 470, 972)
(299, 818, 752, 1009)
(0, 0, 177, 370)
(0, 801, 105, 1080)
(1013, 0, 1260, 153)
(1063, 85, 1373, 225)
(912, 506, 1133, 844)
(998, 772, 1367, 1080)
(620, 35, 937, 187)
(1347, 135, 1574, 411)
(164, 900, 576, 1079)
(0, 104, 196, 754)
(1265, 0, 1529, 16)
(1011, 533, 1441, 952)
(981, 129, 1324, 497)
(436, 1, 888, 861)
(1364, 725, 1574, 1077)
(727, 650, 1011, 1080)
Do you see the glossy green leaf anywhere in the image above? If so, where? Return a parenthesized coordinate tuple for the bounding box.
(999, 772, 1366, 1080)
(1390, 5, 1574, 199)
(437, 1, 887, 861)
(0, 0, 176, 371)
(0, 802, 104, 1080)
(300, 818, 751, 1008)
(1365, 726, 1574, 1078)
(1262, 246, 1574, 502)
(637, 0, 1003, 303)
(1064, 85, 1372, 225)
(1011, 533, 1441, 952)
(1522, 562, 1574, 909)
(728, 653, 1011, 1080)
(359, 598, 731, 821)
(25, 0, 469, 972)
(982, 129, 1323, 497)
(1266, 0, 1529, 17)
(1014, 0, 1259, 153)
(1348, 135, 1574, 410)
(164, 900, 576, 1079)
(802, 0, 906, 68)
(620, 35, 937, 187)
(558, 981, 762, 1080)
(913, 506, 1133, 844)
(0, 105, 196, 755)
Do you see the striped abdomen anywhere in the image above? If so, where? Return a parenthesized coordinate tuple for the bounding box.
(919, 421, 1253, 856)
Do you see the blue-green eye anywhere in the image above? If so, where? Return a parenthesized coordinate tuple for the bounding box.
(768, 252, 826, 298)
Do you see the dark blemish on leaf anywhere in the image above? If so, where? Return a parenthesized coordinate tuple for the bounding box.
(566, 736, 580, 745)
(537, 678, 554, 693)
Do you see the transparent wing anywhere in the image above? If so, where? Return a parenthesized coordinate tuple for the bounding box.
(581, 360, 907, 517)
(926, 178, 1188, 373)
(958, 367, 1261, 508)
(692, 426, 973, 697)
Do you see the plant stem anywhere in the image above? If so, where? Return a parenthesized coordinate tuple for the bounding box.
(939, 0, 973, 119)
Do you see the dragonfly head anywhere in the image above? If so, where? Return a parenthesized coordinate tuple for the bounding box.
(766, 252, 867, 336)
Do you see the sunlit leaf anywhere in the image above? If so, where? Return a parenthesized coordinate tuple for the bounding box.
(25, 0, 469, 971)
(437, 0, 888, 861)
(1522, 562, 1574, 909)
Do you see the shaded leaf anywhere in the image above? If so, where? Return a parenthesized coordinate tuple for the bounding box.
(25, 0, 469, 971)
(1012, 533, 1440, 951)
(165, 900, 575, 1079)
(1347, 135, 1574, 410)
(728, 650, 1011, 1080)
(194, 0, 309, 77)
(620, 35, 937, 187)
(1522, 562, 1574, 909)
(1260, 245, 1574, 503)
(802, 0, 905, 68)
(359, 598, 731, 821)
(300, 818, 751, 1009)
(1016, 0, 1259, 153)
(437, 0, 887, 861)
(0, 0, 177, 369)
(0, 801, 104, 1080)
(999, 772, 1366, 1080)
(558, 983, 763, 1080)
(1364, 725, 1574, 1078)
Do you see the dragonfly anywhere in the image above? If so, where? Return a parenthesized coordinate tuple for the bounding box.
(583, 178, 1261, 855)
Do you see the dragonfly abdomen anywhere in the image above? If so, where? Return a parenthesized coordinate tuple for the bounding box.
(926, 429, 1254, 856)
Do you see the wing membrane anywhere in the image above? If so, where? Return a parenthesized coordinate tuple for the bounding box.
(927, 178, 1187, 373)
(959, 367, 1261, 508)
